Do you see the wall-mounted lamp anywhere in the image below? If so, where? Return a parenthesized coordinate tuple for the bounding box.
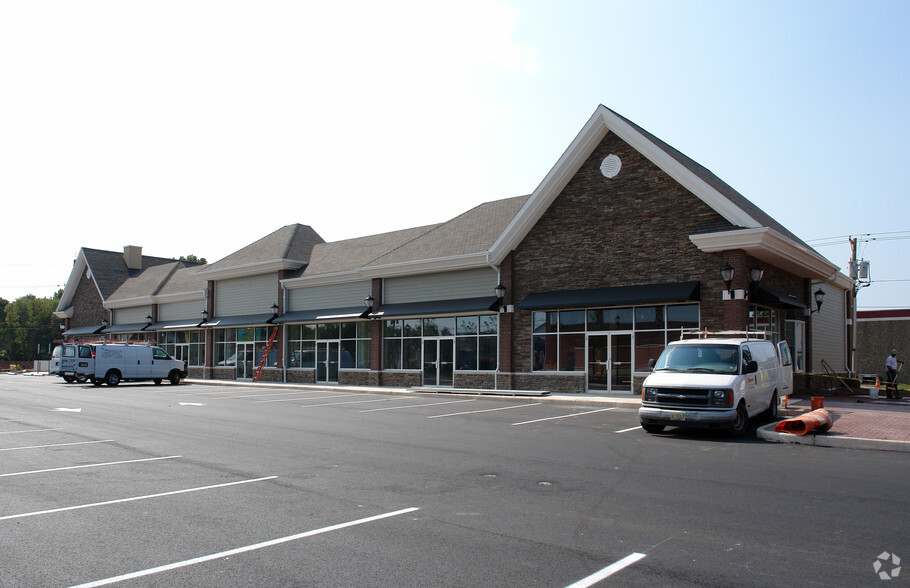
(59, 323, 66, 331)
(359, 294, 376, 319)
(721, 264, 764, 300)
(146, 314, 153, 326)
(270, 303, 280, 316)
(201, 309, 209, 323)
(101, 318, 109, 329)
(490, 284, 507, 312)
(807, 288, 826, 315)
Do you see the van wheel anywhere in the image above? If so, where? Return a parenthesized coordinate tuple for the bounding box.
(63, 375, 75, 383)
(153, 378, 162, 385)
(91, 378, 103, 387)
(765, 392, 779, 420)
(75, 374, 88, 383)
(641, 423, 666, 434)
(105, 370, 121, 387)
(168, 370, 181, 385)
(730, 403, 749, 437)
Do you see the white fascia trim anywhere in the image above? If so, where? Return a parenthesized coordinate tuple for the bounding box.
(689, 228, 840, 280)
(194, 258, 307, 281)
(489, 109, 608, 265)
(55, 251, 89, 312)
(54, 306, 74, 319)
(600, 108, 760, 230)
(488, 105, 762, 265)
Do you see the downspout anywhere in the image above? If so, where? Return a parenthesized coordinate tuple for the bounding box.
(486, 253, 501, 390)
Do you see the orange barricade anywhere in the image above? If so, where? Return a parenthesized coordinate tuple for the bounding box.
(774, 408, 834, 436)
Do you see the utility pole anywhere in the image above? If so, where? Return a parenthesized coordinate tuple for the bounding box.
(849, 236, 858, 376)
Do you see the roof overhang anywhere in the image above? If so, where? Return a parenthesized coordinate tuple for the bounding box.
(689, 228, 839, 282)
(368, 296, 499, 319)
(194, 259, 308, 281)
(282, 253, 490, 288)
(54, 306, 74, 319)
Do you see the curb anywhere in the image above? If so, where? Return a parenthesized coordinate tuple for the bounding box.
(756, 422, 910, 453)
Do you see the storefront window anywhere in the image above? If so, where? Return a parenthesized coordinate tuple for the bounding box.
(286, 321, 370, 369)
(158, 329, 205, 366)
(532, 303, 700, 372)
(384, 314, 498, 371)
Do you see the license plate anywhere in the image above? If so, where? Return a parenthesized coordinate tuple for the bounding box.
(669, 412, 686, 422)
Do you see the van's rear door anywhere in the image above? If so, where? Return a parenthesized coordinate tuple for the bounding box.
(777, 341, 793, 397)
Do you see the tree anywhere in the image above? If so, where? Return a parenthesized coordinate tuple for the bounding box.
(179, 254, 207, 265)
(1, 293, 60, 361)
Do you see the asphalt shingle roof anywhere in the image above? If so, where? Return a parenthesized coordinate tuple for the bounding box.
(202, 224, 324, 272)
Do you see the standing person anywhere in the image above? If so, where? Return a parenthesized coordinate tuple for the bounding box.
(885, 349, 903, 399)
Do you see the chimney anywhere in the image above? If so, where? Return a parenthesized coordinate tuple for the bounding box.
(123, 245, 143, 270)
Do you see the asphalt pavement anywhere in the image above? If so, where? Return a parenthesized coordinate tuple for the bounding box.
(183, 378, 910, 453)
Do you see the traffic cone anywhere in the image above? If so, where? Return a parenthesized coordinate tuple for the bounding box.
(871, 376, 881, 399)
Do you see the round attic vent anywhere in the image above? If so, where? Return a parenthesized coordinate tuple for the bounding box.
(600, 154, 621, 178)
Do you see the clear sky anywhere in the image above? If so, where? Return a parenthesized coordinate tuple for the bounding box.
(1, 0, 907, 310)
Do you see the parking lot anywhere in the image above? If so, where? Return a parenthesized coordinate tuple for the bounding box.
(2, 376, 908, 586)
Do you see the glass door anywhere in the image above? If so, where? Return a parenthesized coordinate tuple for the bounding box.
(316, 341, 339, 383)
(423, 338, 454, 387)
(586, 333, 633, 392)
(236, 342, 255, 380)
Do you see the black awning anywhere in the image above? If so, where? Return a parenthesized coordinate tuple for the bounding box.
(63, 324, 104, 336)
(370, 297, 499, 319)
(752, 286, 807, 309)
(275, 307, 367, 323)
(201, 313, 275, 328)
(101, 322, 148, 334)
(517, 281, 700, 310)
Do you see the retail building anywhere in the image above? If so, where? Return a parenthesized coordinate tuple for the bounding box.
(56, 105, 850, 393)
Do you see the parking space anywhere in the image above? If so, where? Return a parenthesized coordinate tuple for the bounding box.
(0, 409, 427, 587)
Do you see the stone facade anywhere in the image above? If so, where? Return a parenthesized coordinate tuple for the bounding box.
(70, 274, 107, 328)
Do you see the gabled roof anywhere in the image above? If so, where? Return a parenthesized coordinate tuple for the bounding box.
(283, 196, 529, 287)
(55, 247, 188, 315)
(488, 105, 839, 281)
(197, 224, 324, 280)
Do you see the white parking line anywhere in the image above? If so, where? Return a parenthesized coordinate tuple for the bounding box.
(0, 440, 115, 452)
(428, 403, 542, 419)
(0, 428, 62, 435)
(359, 399, 477, 413)
(254, 393, 366, 404)
(564, 552, 646, 587)
(0, 476, 277, 521)
(0, 456, 181, 478)
(298, 398, 405, 408)
(511, 408, 617, 426)
(69, 507, 420, 588)
(615, 426, 642, 434)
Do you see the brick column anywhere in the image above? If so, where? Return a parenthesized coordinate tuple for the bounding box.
(204, 280, 215, 379)
(721, 251, 750, 332)
(369, 278, 383, 385)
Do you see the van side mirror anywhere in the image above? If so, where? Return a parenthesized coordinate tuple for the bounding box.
(648, 358, 656, 371)
(744, 360, 758, 374)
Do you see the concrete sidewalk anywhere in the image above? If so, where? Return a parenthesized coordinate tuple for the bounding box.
(757, 395, 910, 452)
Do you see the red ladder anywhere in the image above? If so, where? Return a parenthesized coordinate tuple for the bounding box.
(252, 328, 278, 383)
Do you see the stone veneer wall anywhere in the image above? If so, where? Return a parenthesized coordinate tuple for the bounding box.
(506, 131, 808, 391)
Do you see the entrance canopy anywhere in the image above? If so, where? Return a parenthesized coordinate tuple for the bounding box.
(518, 281, 700, 310)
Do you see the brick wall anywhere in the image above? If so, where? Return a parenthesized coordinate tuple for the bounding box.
(70, 274, 107, 327)
(505, 131, 808, 384)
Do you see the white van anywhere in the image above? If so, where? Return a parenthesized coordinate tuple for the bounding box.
(639, 334, 792, 436)
(51, 344, 93, 383)
(84, 345, 186, 387)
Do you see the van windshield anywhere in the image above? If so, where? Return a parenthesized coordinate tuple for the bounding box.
(653, 344, 740, 375)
